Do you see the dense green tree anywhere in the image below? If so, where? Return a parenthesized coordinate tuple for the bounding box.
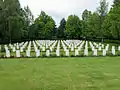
(87, 12, 101, 38)
(57, 18, 66, 38)
(0, 0, 120, 43)
(65, 15, 81, 39)
(81, 9, 91, 39)
(0, 0, 10, 43)
(97, 0, 108, 41)
(0, 0, 27, 43)
(28, 24, 39, 40)
(0, 0, 4, 42)
(7, 0, 25, 42)
(103, 0, 120, 40)
(34, 11, 56, 39)
(22, 6, 34, 40)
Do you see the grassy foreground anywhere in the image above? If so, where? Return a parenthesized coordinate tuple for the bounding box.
(0, 57, 120, 90)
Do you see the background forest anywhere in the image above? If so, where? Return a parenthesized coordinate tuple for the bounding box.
(0, 0, 120, 44)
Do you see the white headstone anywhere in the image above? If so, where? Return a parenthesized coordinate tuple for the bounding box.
(46, 50, 50, 56)
(75, 49, 79, 56)
(16, 43, 19, 49)
(50, 47, 53, 51)
(93, 49, 97, 56)
(42, 47, 45, 51)
(105, 44, 109, 51)
(84, 49, 88, 56)
(64, 47, 67, 52)
(66, 50, 69, 56)
(102, 44, 104, 48)
(112, 46, 115, 55)
(92, 47, 95, 51)
(71, 45, 74, 51)
(6, 50, 10, 58)
(98, 46, 102, 51)
(20, 47, 23, 52)
(118, 46, 120, 51)
(26, 50, 30, 57)
(103, 49, 106, 56)
(36, 50, 40, 57)
(13, 47, 16, 52)
(56, 50, 60, 56)
(16, 50, 20, 57)
(46, 44, 49, 49)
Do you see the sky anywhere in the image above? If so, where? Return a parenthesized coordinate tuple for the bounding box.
(19, 0, 114, 26)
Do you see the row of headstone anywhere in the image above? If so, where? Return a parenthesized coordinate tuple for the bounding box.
(61, 40, 67, 52)
(64, 40, 82, 51)
(84, 41, 88, 56)
(33, 41, 41, 57)
(2, 40, 120, 58)
(20, 42, 28, 52)
(26, 41, 31, 57)
(50, 41, 57, 51)
(56, 41, 61, 56)
(9, 44, 16, 52)
(61, 41, 70, 56)
(78, 41, 85, 51)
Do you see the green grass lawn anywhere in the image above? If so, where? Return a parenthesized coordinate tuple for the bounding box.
(0, 57, 120, 90)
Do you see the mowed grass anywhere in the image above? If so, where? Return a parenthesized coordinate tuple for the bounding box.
(0, 57, 120, 90)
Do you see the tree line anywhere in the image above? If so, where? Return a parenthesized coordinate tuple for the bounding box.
(0, 0, 120, 44)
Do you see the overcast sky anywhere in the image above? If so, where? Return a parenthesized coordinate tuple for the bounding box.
(19, 0, 113, 26)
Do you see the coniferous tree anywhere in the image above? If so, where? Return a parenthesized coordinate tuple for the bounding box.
(57, 18, 66, 39)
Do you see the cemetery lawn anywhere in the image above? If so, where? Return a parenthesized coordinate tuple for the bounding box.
(0, 57, 120, 90)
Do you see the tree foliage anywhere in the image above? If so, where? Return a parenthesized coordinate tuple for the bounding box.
(32, 11, 56, 39)
(65, 15, 81, 39)
(57, 18, 66, 39)
(103, 0, 120, 40)
(0, 0, 120, 43)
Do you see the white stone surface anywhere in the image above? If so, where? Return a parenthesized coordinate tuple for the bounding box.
(56, 50, 60, 56)
(20, 47, 23, 52)
(98, 46, 102, 51)
(93, 49, 97, 56)
(13, 47, 16, 52)
(118, 46, 120, 51)
(16, 50, 20, 57)
(65, 50, 69, 56)
(26, 50, 30, 57)
(6, 50, 10, 58)
(112, 46, 115, 55)
(46, 50, 50, 56)
(103, 49, 106, 56)
(36, 50, 40, 57)
(75, 49, 79, 56)
(42, 47, 45, 51)
(84, 49, 88, 56)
